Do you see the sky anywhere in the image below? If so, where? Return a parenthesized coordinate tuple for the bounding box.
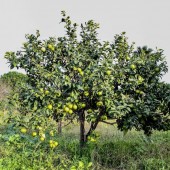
(0, 0, 170, 82)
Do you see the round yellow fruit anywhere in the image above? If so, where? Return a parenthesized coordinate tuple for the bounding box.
(50, 131, 54, 136)
(47, 104, 53, 110)
(50, 143, 54, 148)
(48, 44, 53, 50)
(45, 90, 49, 95)
(106, 70, 111, 75)
(32, 132, 37, 137)
(84, 91, 89, 96)
(20, 128, 27, 133)
(97, 91, 102, 96)
(54, 141, 58, 147)
(96, 101, 103, 107)
(68, 109, 73, 114)
(81, 103, 86, 108)
(77, 68, 82, 72)
(130, 64, 136, 70)
(68, 103, 73, 109)
(41, 47, 46, 52)
(49, 140, 53, 144)
(40, 137, 45, 141)
(64, 107, 69, 112)
(87, 109, 93, 113)
(72, 104, 78, 110)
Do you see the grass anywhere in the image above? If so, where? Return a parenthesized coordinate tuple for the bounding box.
(0, 104, 170, 170)
(0, 117, 170, 170)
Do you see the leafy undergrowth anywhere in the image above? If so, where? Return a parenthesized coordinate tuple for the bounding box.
(0, 122, 170, 170)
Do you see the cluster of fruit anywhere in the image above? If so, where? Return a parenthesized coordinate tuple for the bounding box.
(41, 44, 55, 52)
(63, 103, 78, 114)
(20, 127, 59, 149)
(73, 67, 84, 76)
(87, 132, 100, 143)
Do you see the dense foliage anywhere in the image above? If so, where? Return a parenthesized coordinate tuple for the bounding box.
(5, 11, 170, 147)
(0, 71, 27, 90)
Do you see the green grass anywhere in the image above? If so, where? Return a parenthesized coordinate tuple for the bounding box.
(0, 119, 170, 170)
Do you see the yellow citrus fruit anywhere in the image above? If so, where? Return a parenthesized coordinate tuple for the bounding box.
(77, 68, 82, 72)
(40, 137, 45, 141)
(45, 90, 49, 95)
(72, 104, 77, 110)
(84, 91, 89, 96)
(49, 131, 54, 136)
(41, 47, 46, 52)
(47, 104, 53, 110)
(68, 109, 73, 114)
(106, 70, 111, 75)
(64, 107, 69, 112)
(32, 132, 37, 137)
(20, 128, 27, 133)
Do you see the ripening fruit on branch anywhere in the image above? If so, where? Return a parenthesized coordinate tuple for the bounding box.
(49, 130, 54, 137)
(96, 101, 103, 107)
(106, 70, 111, 75)
(40, 137, 45, 141)
(36, 126, 42, 130)
(138, 75, 144, 83)
(87, 109, 93, 113)
(63, 106, 70, 112)
(45, 90, 49, 95)
(41, 47, 46, 52)
(32, 132, 37, 137)
(77, 68, 82, 72)
(72, 104, 78, 110)
(84, 91, 89, 97)
(47, 104, 53, 110)
(48, 44, 55, 51)
(130, 64, 136, 70)
(81, 103, 86, 108)
(20, 128, 27, 133)
(97, 91, 102, 96)
(68, 109, 73, 114)
(49, 140, 58, 148)
(67, 103, 73, 109)
(101, 115, 107, 120)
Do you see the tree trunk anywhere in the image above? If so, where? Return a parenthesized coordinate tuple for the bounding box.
(58, 120, 62, 134)
(79, 111, 85, 148)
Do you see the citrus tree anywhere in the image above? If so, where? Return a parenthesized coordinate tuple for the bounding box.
(5, 11, 170, 147)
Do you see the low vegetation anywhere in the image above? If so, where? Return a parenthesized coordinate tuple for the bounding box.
(0, 113, 170, 169)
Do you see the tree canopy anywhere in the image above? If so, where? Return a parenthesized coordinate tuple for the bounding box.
(5, 11, 170, 145)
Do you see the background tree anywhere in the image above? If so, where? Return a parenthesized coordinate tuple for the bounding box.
(0, 71, 27, 112)
(0, 71, 27, 90)
(5, 11, 170, 148)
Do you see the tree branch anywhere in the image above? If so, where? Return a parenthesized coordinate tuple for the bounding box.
(100, 120, 117, 125)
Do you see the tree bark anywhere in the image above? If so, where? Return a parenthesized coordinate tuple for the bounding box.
(58, 120, 62, 134)
(79, 111, 85, 148)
